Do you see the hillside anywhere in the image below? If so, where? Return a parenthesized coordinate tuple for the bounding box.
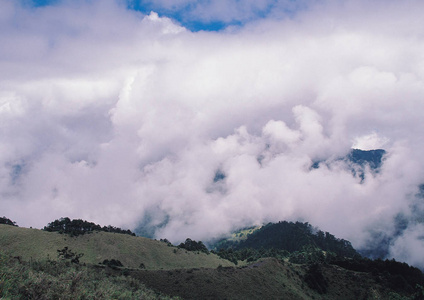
(130, 257, 421, 300)
(211, 221, 359, 264)
(0, 224, 233, 270)
(2, 221, 424, 299)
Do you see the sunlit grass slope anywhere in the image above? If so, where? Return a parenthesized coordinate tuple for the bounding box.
(226, 225, 261, 242)
(0, 225, 233, 270)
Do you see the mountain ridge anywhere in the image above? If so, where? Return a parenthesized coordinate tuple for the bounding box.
(2, 219, 424, 299)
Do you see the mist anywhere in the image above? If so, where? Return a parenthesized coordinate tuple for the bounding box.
(1, 0, 424, 268)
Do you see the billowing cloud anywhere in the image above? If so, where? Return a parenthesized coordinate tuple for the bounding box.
(2, 0, 424, 268)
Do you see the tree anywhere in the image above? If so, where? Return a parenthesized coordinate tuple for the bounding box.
(0, 216, 18, 227)
(178, 238, 209, 254)
(44, 217, 135, 236)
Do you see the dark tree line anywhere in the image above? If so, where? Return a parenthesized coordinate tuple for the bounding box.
(43, 217, 135, 237)
(331, 257, 424, 293)
(304, 263, 328, 294)
(212, 244, 339, 266)
(212, 247, 290, 265)
(0, 216, 18, 227)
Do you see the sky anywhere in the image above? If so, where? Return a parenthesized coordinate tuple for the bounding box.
(1, 0, 424, 268)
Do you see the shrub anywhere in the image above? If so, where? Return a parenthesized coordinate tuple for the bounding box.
(102, 259, 124, 269)
(57, 247, 84, 264)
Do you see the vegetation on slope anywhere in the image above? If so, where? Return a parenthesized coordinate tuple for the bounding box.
(2, 250, 424, 300)
(207, 221, 424, 299)
(2, 217, 424, 299)
(43, 217, 135, 237)
(0, 216, 18, 227)
(129, 258, 424, 300)
(178, 238, 209, 254)
(212, 221, 359, 264)
(0, 252, 176, 300)
(0, 224, 233, 270)
(331, 257, 424, 294)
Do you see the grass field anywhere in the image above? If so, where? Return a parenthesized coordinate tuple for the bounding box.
(0, 224, 233, 270)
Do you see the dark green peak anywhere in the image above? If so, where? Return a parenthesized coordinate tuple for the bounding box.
(213, 221, 359, 259)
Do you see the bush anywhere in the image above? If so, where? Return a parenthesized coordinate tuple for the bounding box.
(57, 247, 84, 264)
(102, 259, 124, 269)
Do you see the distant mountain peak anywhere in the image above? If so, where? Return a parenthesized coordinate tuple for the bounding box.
(311, 148, 386, 181)
(348, 148, 386, 169)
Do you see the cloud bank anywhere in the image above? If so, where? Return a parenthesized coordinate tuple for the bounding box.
(2, 0, 424, 268)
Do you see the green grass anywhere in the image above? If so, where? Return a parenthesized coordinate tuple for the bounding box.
(0, 225, 233, 270)
(0, 252, 177, 299)
(226, 225, 262, 242)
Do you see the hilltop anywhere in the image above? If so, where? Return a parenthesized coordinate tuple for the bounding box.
(212, 221, 359, 261)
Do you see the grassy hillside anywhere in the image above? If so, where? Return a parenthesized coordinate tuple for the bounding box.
(0, 224, 233, 270)
(127, 258, 417, 300)
(0, 252, 177, 299)
(2, 223, 424, 299)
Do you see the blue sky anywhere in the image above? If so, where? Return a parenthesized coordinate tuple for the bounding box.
(23, 0, 57, 5)
(22, 0, 304, 31)
(125, 0, 240, 31)
(22, 0, 240, 31)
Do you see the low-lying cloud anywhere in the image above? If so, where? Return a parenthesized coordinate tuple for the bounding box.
(2, 0, 424, 268)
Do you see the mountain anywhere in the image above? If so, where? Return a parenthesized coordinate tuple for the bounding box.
(2, 220, 424, 299)
(213, 221, 358, 258)
(210, 221, 361, 266)
(347, 149, 386, 169)
(312, 148, 386, 181)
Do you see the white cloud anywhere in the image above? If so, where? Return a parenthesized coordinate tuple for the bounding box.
(352, 132, 389, 150)
(1, 0, 424, 268)
(389, 224, 424, 270)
